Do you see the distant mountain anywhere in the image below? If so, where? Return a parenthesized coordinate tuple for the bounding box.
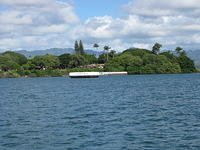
(187, 50, 200, 68)
(15, 48, 103, 58)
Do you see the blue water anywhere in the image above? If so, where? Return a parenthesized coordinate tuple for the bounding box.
(0, 74, 200, 150)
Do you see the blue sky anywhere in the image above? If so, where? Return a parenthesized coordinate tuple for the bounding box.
(1, 0, 200, 51)
(71, 0, 131, 20)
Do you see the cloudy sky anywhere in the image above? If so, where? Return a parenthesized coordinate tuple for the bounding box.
(1, 0, 200, 51)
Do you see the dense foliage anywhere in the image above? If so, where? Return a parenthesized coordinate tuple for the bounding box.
(0, 50, 100, 77)
(0, 51, 27, 71)
(104, 48, 197, 74)
(0, 45, 197, 78)
(74, 40, 84, 55)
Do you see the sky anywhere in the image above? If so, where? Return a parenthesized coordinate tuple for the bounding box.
(72, 0, 131, 20)
(0, 0, 200, 51)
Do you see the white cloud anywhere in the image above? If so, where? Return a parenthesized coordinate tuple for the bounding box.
(0, 38, 20, 50)
(76, 0, 200, 50)
(33, 25, 69, 35)
(0, 0, 79, 25)
(0, 0, 79, 50)
(0, 10, 32, 25)
(0, 0, 49, 7)
(1, 0, 200, 51)
(124, 0, 200, 17)
(69, 15, 168, 50)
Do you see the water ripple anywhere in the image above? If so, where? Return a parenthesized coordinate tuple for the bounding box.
(1, 74, 200, 149)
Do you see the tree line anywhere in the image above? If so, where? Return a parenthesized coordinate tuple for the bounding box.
(0, 41, 197, 78)
(105, 43, 196, 74)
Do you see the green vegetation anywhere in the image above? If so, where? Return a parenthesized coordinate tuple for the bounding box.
(93, 43, 99, 51)
(152, 43, 162, 54)
(103, 45, 111, 62)
(74, 40, 84, 55)
(0, 51, 27, 71)
(104, 46, 197, 74)
(0, 42, 198, 78)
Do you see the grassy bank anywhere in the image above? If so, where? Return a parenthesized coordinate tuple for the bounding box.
(1, 68, 199, 79)
(0, 68, 104, 78)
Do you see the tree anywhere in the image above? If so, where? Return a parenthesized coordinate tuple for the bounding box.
(79, 40, 84, 55)
(104, 54, 143, 73)
(110, 50, 116, 59)
(83, 54, 98, 64)
(0, 55, 20, 71)
(31, 54, 60, 69)
(175, 47, 187, 56)
(178, 55, 196, 73)
(74, 40, 85, 55)
(118, 54, 143, 68)
(175, 47, 183, 55)
(104, 45, 111, 62)
(68, 54, 87, 68)
(152, 43, 162, 54)
(0, 52, 27, 71)
(58, 53, 71, 69)
(160, 51, 178, 63)
(93, 43, 99, 51)
(2, 51, 28, 65)
(104, 61, 125, 72)
(74, 41, 79, 54)
(180, 50, 186, 56)
(123, 48, 152, 57)
(98, 53, 107, 64)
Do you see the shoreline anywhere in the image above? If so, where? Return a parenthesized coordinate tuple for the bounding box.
(0, 72, 199, 79)
(1, 48, 198, 79)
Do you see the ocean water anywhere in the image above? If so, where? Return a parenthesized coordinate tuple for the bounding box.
(0, 74, 200, 150)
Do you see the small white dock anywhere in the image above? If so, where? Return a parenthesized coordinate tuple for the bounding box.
(69, 72, 128, 78)
(69, 72, 100, 78)
(100, 72, 128, 75)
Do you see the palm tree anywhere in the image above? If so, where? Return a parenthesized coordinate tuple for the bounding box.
(104, 45, 111, 62)
(93, 43, 99, 51)
(110, 50, 116, 59)
(175, 47, 183, 55)
(180, 50, 186, 56)
(152, 43, 162, 54)
(93, 43, 99, 57)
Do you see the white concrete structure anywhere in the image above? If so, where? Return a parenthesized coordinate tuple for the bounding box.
(69, 72, 128, 78)
(69, 72, 100, 78)
(101, 72, 128, 75)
